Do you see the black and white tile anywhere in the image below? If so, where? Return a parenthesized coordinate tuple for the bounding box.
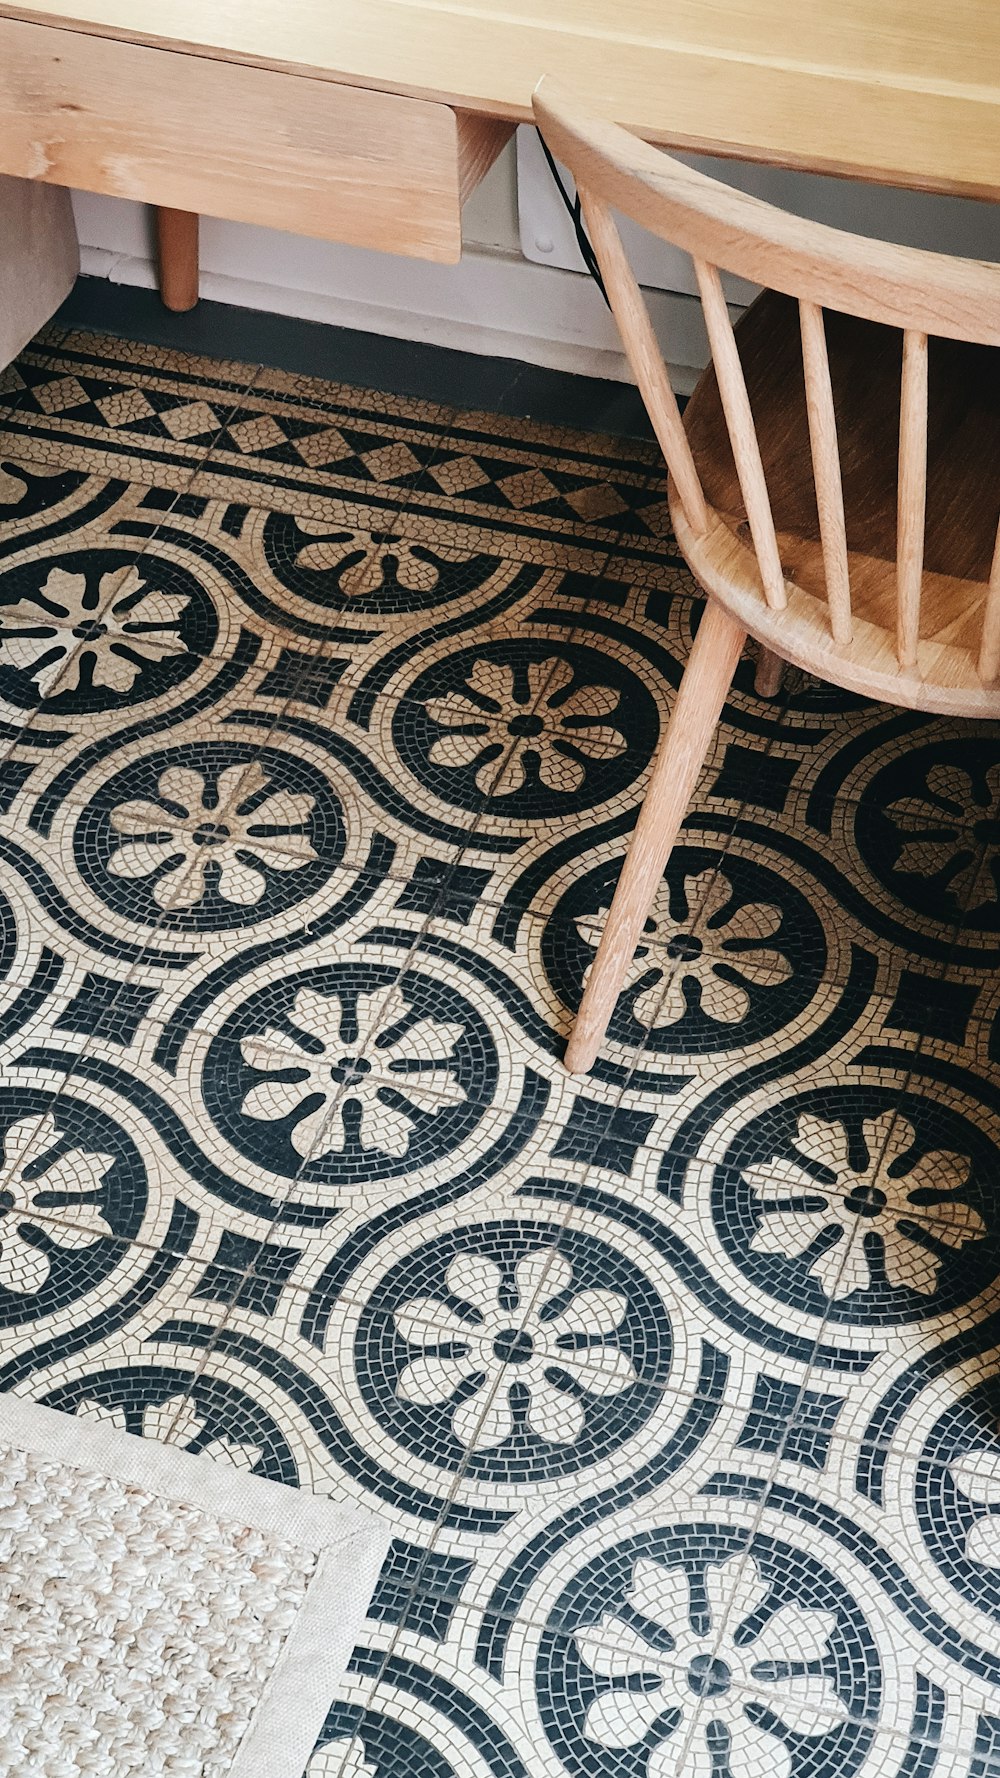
(1, 323, 999, 1778)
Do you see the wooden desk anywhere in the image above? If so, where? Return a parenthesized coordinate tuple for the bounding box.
(1, 0, 999, 309)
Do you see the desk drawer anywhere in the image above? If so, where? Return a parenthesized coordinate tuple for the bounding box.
(0, 17, 510, 261)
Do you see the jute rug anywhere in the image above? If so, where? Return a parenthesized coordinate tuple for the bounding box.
(0, 1397, 391, 1777)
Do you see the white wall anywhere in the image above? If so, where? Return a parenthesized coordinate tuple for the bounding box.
(69, 138, 710, 388)
(69, 129, 1000, 389)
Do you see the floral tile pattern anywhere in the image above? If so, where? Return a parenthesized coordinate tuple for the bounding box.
(1, 323, 1000, 1778)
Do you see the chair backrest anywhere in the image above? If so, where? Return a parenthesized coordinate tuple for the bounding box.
(532, 77, 1000, 682)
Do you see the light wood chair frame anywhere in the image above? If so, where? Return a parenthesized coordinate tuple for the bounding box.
(532, 76, 1000, 1073)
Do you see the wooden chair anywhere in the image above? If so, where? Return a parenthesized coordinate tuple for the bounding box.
(532, 77, 1000, 1075)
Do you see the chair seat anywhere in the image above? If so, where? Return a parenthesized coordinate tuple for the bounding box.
(676, 290, 1000, 713)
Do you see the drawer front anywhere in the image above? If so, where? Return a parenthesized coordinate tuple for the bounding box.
(0, 17, 470, 260)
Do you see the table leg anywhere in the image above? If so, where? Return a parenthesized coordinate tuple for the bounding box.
(155, 208, 200, 312)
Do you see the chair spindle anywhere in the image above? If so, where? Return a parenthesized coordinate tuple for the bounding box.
(798, 299, 852, 645)
(694, 258, 786, 611)
(578, 185, 708, 536)
(896, 328, 928, 669)
(533, 77, 1000, 1077)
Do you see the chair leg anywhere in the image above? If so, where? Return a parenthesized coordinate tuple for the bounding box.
(754, 645, 784, 698)
(565, 600, 747, 1074)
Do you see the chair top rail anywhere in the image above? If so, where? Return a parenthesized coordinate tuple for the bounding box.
(533, 77, 1000, 348)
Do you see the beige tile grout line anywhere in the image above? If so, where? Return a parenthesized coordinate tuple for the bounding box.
(682, 833, 991, 1731)
(648, 774, 991, 1681)
(0, 574, 408, 1253)
(148, 616, 1000, 1746)
(154, 630, 642, 1611)
(515, 629, 796, 1116)
(0, 327, 432, 1436)
(239, 638, 631, 1200)
(8, 361, 970, 1746)
(109, 847, 468, 1394)
(0, 375, 278, 1220)
(232, 636, 623, 1186)
(113, 439, 630, 1451)
(301, 669, 987, 1748)
(7, 370, 264, 700)
(128, 681, 983, 1729)
(180, 696, 996, 1486)
(210, 589, 801, 1296)
(0, 368, 752, 1752)
(505, 1112, 911, 1778)
(0, 601, 568, 1264)
(121, 623, 634, 1747)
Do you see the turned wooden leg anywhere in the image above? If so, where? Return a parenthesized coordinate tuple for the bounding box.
(754, 644, 784, 698)
(155, 207, 200, 312)
(565, 600, 747, 1075)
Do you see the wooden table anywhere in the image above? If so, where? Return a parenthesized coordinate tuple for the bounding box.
(1, 0, 998, 311)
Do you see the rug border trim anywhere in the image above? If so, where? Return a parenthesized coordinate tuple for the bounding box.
(0, 1396, 392, 1778)
(0, 1394, 384, 1549)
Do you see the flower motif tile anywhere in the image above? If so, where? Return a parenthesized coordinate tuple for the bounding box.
(392, 1245, 638, 1451)
(562, 1547, 850, 1775)
(746, 1108, 987, 1302)
(0, 554, 194, 699)
(2, 323, 1000, 1778)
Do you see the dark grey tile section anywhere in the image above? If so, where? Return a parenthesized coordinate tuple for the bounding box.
(494, 360, 654, 438)
(53, 277, 654, 441)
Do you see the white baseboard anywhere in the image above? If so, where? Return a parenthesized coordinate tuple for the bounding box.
(72, 193, 709, 393)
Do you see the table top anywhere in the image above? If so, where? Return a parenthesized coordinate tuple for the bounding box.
(3, 0, 1000, 201)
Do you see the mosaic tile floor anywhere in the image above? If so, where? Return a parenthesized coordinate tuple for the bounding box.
(2, 322, 1000, 1778)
